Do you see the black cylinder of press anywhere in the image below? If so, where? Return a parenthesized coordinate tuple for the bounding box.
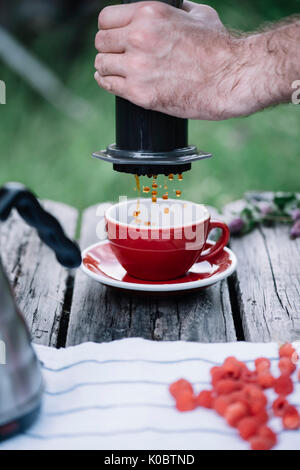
(115, 0, 187, 153)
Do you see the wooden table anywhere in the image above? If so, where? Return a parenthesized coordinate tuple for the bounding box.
(1, 196, 300, 347)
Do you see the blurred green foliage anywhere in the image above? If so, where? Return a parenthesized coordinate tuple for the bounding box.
(0, 0, 299, 210)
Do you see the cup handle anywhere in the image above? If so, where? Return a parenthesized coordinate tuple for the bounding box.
(196, 220, 230, 262)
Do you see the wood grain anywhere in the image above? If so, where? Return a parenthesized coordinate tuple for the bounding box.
(66, 203, 236, 346)
(224, 200, 300, 343)
(0, 201, 78, 346)
(3, 194, 299, 347)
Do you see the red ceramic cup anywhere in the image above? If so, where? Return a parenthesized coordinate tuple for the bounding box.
(105, 198, 230, 281)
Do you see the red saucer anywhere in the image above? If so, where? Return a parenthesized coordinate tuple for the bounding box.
(81, 240, 237, 293)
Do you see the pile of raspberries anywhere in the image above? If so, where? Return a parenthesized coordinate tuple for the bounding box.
(169, 343, 300, 450)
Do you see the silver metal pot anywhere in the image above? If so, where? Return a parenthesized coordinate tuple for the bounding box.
(0, 183, 81, 440)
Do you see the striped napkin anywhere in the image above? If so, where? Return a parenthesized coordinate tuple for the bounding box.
(1, 339, 300, 450)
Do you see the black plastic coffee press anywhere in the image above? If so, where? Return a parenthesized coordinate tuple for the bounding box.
(93, 0, 212, 177)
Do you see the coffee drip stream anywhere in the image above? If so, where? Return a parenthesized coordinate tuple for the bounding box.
(93, 0, 212, 177)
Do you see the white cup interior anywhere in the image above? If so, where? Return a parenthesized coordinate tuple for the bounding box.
(105, 198, 209, 229)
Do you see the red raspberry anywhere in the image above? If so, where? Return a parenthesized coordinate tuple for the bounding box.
(169, 379, 193, 399)
(250, 402, 266, 416)
(196, 390, 214, 409)
(210, 367, 226, 387)
(175, 390, 196, 412)
(237, 416, 260, 440)
(229, 390, 248, 404)
(224, 401, 249, 427)
(228, 390, 252, 412)
(249, 400, 267, 415)
(257, 371, 275, 389)
(279, 343, 298, 362)
(272, 396, 290, 417)
(257, 425, 277, 447)
(243, 384, 267, 414)
(282, 405, 300, 430)
(249, 436, 274, 450)
(213, 395, 233, 416)
(241, 368, 258, 384)
(255, 358, 271, 373)
(255, 410, 269, 425)
(215, 379, 242, 395)
(274, 374, 294, 396)
(230, 389, 247, 403)
(222, 356, 243, 380)
(278, 357, 296, 375)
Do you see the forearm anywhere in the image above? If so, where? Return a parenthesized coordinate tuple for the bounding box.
(224, 19, 300, 119)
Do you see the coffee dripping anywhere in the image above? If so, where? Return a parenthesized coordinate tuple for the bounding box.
(134, 174, 182, 203)
(132, 173, 185, 225)
(93, 0, 212, 178)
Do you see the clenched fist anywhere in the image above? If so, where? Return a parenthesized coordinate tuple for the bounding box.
(94, 1, 300, 120)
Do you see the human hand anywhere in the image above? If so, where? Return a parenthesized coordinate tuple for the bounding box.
(95, 1, 299, 120)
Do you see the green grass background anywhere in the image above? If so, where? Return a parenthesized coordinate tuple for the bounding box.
(0, 0, 299, 210)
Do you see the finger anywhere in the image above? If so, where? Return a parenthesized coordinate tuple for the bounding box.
(95, 53, 127, 77)
(95, 28, 127, 53)
(98, 4, 138, 30)
(94, 71, 126, 97)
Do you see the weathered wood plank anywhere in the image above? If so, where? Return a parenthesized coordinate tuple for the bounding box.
(66, 203, 236, 346)
(0, 200, 78, 346)
(224, 199, 300, 342)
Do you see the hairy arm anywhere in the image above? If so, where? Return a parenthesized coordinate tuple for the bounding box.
(227, 18, 300, 119)
(94, 1, 300, 120)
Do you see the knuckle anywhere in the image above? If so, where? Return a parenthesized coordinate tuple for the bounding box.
(128, 26, 158, 49)
(138, 2, 168, 19)
(200, 5, 219, 19)
(128, 29, 146, 49)
(144, 24, 159, 44)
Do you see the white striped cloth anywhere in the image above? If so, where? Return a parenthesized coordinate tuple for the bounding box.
(1, 339, 300, 450)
